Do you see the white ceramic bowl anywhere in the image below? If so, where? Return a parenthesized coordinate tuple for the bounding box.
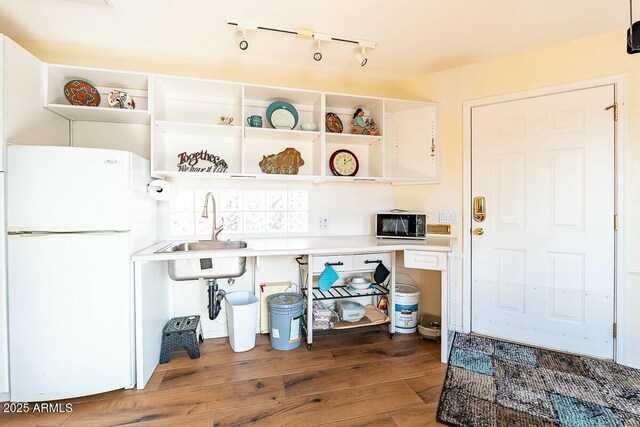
(301, 123, 317, 131)
(348, 277, 372, 290)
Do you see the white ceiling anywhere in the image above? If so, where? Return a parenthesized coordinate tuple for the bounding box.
(0, 0, 629, 80)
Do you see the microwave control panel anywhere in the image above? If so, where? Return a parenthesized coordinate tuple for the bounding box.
(416, 216, 426, 236)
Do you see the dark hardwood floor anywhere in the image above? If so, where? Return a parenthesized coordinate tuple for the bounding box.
(1, 326, 446, 426)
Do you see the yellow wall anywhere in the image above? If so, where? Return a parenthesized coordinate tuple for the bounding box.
(394, 28, 640, 364)
(18, 40, 402, 98)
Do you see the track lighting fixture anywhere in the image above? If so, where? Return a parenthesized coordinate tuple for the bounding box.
(313, 41, 323, 61)
(233, 21, 257, 52)
(239, 30, 249, 51)
(355, 46, 368, 66)
(227, 19, 377, 65)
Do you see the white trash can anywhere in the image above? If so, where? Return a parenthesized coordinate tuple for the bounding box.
(225, 291, 259, 352)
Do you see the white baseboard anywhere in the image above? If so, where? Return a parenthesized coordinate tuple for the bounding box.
(0, 392, 10, 402)
(203, 330, 227, 340)
(625, 359, 640, 370)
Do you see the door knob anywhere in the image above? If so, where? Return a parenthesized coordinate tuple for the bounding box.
(473, 227, 484, 235)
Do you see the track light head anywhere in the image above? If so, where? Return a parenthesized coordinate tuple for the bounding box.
(313, 40, 323, 61)
(232, 24, 256, 51)
(355, 46, 367, 66)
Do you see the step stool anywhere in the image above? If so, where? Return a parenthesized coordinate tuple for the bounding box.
(159, 315, 204, 364)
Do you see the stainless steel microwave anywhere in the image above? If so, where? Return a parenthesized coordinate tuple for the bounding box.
(376, 211, 427, 239)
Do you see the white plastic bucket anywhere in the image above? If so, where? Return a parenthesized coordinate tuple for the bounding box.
(225, 291, 259, 352)
(394, 284, 420, 333)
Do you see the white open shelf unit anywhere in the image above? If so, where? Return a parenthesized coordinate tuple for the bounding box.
(45, 64, 150, 124)
(42, 64, 439, 184)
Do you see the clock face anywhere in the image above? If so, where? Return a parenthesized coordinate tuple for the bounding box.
(330, 149, 359, 177)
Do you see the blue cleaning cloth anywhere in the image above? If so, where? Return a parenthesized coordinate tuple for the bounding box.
(318, 265, 339, 291)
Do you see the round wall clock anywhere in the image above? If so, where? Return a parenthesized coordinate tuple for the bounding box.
(329, 149, 359, 177)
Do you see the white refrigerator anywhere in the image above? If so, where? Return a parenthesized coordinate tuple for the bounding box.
(6, 145, 156, 402)
(0, 164, 8, 399)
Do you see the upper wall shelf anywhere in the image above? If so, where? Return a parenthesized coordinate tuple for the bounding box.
(41, 63, 439, 184)
(48, 104, 151, 124)
(244, 127, 321, 142)
(154, 120, 242, 136)
(325, 133, 382, 145)
(44, 64, 150, 124)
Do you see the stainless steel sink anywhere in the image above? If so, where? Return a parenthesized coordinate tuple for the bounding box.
(157, 240, 248, 281)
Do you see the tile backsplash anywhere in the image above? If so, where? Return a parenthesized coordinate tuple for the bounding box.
(158, 180, 395, 240)
(169, 189, 309, 236)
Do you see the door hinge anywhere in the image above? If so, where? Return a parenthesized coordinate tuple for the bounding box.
(614, 214, 619, 230)
(606, 103, 619, 121)
(613, 323, 618, 339)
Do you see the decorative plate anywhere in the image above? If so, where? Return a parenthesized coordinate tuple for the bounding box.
(108, 90, 136, 109)
(266, 101, 299, 130)
(64, 80, 101, 107)
(325, 112, 343, 133)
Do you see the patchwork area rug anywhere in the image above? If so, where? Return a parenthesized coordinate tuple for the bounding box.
(437, 334, 640, 426)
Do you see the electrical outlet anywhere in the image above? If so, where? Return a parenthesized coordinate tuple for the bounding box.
(319, 218, 329, 230)
(438, 211, 459, 224)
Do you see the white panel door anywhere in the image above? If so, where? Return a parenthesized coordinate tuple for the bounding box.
(471, 85, 615, 358)
(7, 146, 131, 232)
(8, 232, 133, 401)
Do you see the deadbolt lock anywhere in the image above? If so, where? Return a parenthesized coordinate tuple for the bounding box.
(473, 227, 484, 235)
(473, 196, 486, 222)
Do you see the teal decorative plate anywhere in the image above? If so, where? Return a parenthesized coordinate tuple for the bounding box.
(266, 101, 299, 130)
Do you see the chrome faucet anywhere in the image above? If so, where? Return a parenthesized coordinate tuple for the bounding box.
(201, 192, 224, 241)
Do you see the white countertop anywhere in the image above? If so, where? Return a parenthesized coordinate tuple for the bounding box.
(132, 235, 457, 262)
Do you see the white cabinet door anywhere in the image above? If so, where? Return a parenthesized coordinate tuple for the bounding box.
(471, 85, 615, 358)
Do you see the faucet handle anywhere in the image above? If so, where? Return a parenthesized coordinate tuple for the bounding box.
(214, 217, 225, 239)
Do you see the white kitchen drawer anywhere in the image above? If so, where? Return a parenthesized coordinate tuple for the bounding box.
(353, 252, 391, 271)
(404, 250, 447, 271)
(311, 255, 353, 274)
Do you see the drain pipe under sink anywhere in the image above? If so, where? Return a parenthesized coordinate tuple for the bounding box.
(206, 279, 226, 320)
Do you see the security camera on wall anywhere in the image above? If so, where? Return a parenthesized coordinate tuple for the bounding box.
(627, 22, 640, 54)
(628, 1, 640, 54)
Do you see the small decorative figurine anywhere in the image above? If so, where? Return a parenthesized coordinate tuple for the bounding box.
(351, 108, 379, 135)
(219, 116, 234, 125)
